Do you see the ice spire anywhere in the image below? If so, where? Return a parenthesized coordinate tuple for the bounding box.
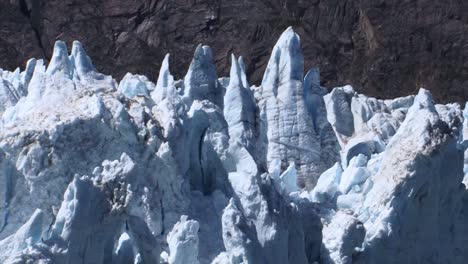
(224, 54, 256, 152)
(20, 58, 37, 95)
(237, 56, 249, 89)
(152, 53, 174, 103)
(46, 40, 73, 78)
(183, 44, 223, 107)
(70, 40, 96, 76)
(228, 54, 243, 89)
(261, 26, 304, 89)
(258, 27, 322, 188)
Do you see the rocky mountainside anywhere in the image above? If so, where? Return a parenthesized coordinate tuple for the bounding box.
(1, 0, 468, 103)
(0, 26, 468, 263)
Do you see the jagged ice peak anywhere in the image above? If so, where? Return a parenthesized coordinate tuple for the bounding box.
(0, 27, 466, 264)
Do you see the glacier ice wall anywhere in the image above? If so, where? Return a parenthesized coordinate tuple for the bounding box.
(0, 27, 466, 264)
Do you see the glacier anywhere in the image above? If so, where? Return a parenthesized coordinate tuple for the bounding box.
(0, 26, 466, 264)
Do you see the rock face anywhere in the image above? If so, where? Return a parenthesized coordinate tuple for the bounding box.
(1, 0, 468, 103)
(0, 27, 468, 264)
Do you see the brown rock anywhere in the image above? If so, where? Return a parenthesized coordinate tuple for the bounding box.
(1, 0, 468, 103)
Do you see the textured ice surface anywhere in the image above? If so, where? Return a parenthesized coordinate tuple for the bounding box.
(0, 209, 44, 263)
(258, 27, 338, 188)
(324, 85, 412, 166)
(321, 211, 365, 264)
(152, 54, 174, 104)
(183, 45, 223, 108)
(338, 154, 370, 195)
(167, 215, 200, 264)
(316, 89, 467, 263)
(224, 54, 256, 155)
(118, 73, 154, 98)
(46, 41, 73, 78)
(309, 163, 343, 203)
(0, 27, 467, 264)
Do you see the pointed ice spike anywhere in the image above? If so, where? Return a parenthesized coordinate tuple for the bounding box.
(261, 26, 304, 89)
(412, 88, 436, 112)
(12, 67, 20, 77)
(183, 44, 222, 107)
(25, 59, 46, 101)
(156, 54, 173, 90)
(70, 40, 96, 75)
(153, 53, 174, 103)
(238, 56, 249, 89)
(229, 54, 242, 89)
(224, 54, 256, 151)
(46, 40, 73, 78)
(258, 27, 325, 188)
(20, 58, 37, 94)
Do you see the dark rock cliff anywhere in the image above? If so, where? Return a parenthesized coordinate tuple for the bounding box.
(1, 0, 468, 103)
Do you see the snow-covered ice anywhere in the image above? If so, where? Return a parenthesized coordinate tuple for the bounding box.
(0, 27, 466, 264)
